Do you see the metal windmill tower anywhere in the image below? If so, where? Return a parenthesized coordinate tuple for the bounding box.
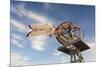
(26, 21, 90, 63)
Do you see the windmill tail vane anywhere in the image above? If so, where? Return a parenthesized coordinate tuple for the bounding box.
(26, 23, 55, 37)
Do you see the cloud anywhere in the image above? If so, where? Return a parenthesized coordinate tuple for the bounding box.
(29, 36, 47, 51)
(82, 41, 95, 62)
(11, 33, 24, 48)
(26, 11, 48, 23)
(12, 33, 23, 41)
(11, 19, 26, 32)
(11, 4, 23, 17)
(11, 3, 54, 51)
(85, 41, 95, 50)
(11, 38, 24, 48)
(53, 50, 69, 63)
(11, 52, 34, 66)
(11, 3, 53, 24)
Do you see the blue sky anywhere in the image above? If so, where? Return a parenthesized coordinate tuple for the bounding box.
(10, 1, 95, 66)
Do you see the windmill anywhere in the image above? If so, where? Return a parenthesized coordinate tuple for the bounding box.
(26, 21, 90, 63)
(54, 22, 90, 63)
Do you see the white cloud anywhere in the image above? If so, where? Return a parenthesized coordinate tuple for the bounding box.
(85, 41, 95, 50)
(11, 3, 54, 51)
(82, 41, 95, 62)
(12, 33, 23, 41)
(11, 38, 24, 48)
(26, 11, 48, 23)
(29, 36, 47, 51)
(11, 4, 23, 17)
(11, 33, 24, 48)
(53, 50, 70, 63)
(11, 3, 53, 24)
(11, 52, 34, 66)
(11, 19, 26, 32)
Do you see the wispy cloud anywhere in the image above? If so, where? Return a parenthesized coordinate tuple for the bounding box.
(11, 3, 53, 24)
(29, 36, 47, 51)
(11, 3, 53, 51)
(11, 52, 34, 66)
(82, 41, 95, 62)
(11, 38, 24, 48)
(53, 50, 69, 63)
(11, 19, 26, 32)
(11, 33, 24, 48)
(11, 3, 55, 51)
(12, 33, 23, 41)
(85, 41, 95, 50)
(10, 18, 26, 48)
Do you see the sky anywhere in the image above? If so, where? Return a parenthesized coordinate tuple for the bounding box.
(10, 1, 95, 66)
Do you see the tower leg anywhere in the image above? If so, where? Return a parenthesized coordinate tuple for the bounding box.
(70, 50, 74, 63)
(76, 49, 84, 62)
(70, 48, 84, 63)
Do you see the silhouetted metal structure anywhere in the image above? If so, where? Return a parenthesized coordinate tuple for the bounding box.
(54, 22, 90, 63)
